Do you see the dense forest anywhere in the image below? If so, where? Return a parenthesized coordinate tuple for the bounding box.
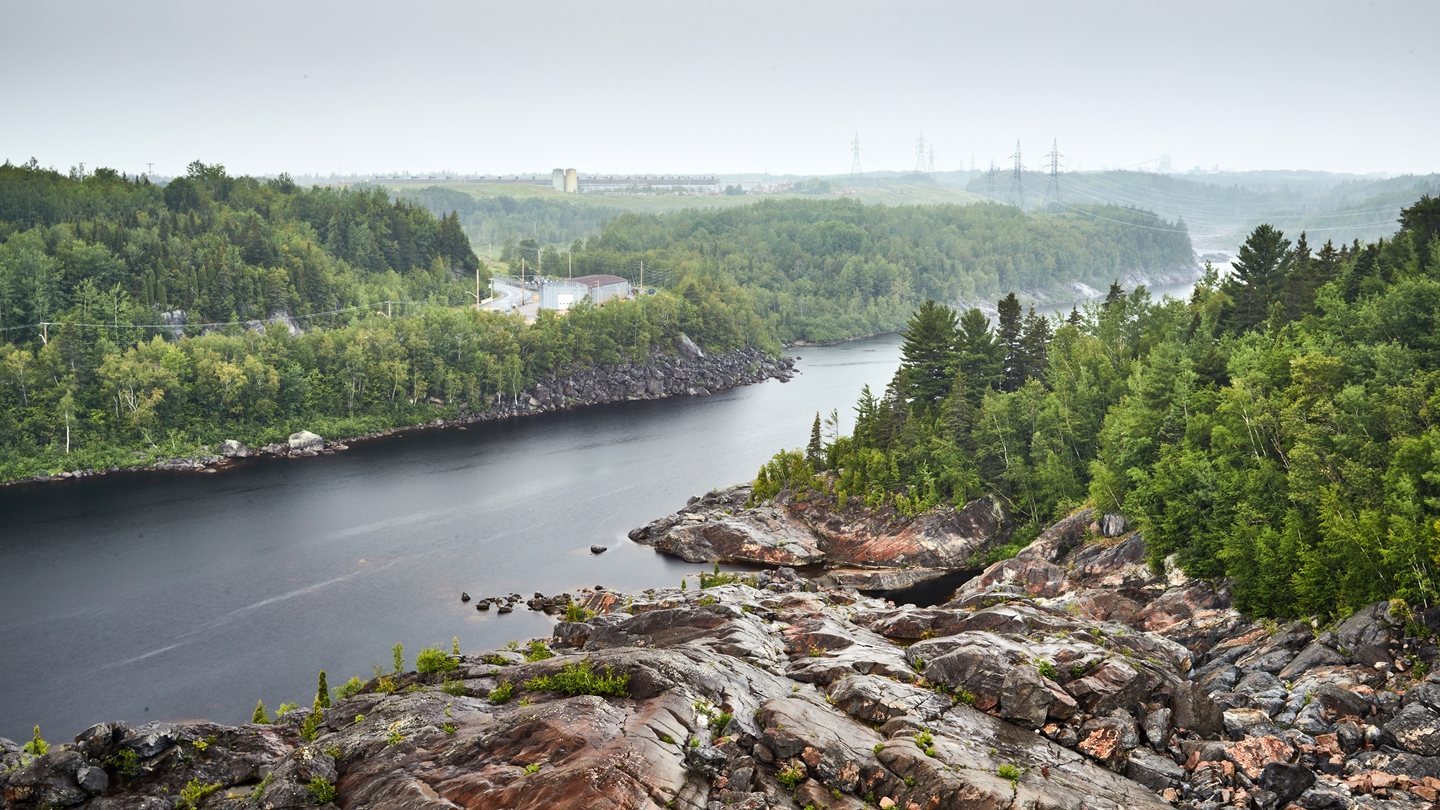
(759, 196, 1440, 620)
(568, 199, 1194, 344)
(394, 185, 623, 258)
(0, 162, 769, 481)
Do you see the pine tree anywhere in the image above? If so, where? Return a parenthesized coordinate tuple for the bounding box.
(252, 700, 272, 725)
(996, 293, 1024, 391)
(315, 671, 331, 709)
(956, 307, 1001, 400)
(1066, 306, 1082, 326)
(1019, 307, 1053, 383)
(1103, 280, 1124, 309)
(807, 413, 825, 470)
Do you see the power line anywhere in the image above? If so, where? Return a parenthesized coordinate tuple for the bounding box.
(1046, 139, 1063, 203)
(915, 132, 928, 174)
(850, 132, 863, 180)
(1009, 140, 1024, 209)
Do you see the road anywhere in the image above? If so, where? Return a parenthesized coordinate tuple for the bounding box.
(482, 280, 524, 313)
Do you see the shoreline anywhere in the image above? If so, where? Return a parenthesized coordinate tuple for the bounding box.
(2, 344, 796, 489)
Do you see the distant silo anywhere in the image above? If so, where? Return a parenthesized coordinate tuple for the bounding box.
(564, 168, 578, 193)
(551, 169, 565, 191)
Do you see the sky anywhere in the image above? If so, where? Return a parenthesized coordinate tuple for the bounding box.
(2, 0, 1437, 179)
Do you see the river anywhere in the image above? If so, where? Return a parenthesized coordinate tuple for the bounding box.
(0, 335, 911, 742)
(0, 278, 1208, 743)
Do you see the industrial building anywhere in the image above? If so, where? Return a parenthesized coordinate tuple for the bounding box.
(539, 274, 631, 311)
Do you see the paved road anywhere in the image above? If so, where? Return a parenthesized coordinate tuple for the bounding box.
(482, 280, 524, 313)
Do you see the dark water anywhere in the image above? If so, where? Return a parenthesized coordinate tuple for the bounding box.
(0, 334, 906, 742)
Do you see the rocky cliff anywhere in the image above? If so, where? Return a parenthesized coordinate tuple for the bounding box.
(7, 504, 1440, 810)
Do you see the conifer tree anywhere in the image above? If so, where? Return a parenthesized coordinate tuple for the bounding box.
(1019, 307, 1053, 383)
(251, 700, 271, 725)
(315, 671, 331, 709)
(1222, 224, 1291, 332)
(996, 293, 1024, 391)
(807, 413, 825, 470)
(898, 299, 960, 408)
(956, 308, 1001, 401)
(452, 637, 461, 656)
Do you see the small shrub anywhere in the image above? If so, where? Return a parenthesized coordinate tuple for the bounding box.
(504, 640, 519, 651)
(481, 653, 509, 666)
(324, 745, 342, 759)
(1037, 659, 1058, 681)
(919, 628, 937, 640)
(776, 763, 805, 791)
(251, 700, 272, 724)
(307, 776, 337, 804)
(681, 578, 687, 590)
(442, 723, 457, 735)
(659, 733, 675, 744)
(698, 595, 717, 606)
(688, 736, 700, 748)
(524, 659, 629, 698)
(392, 643, 406, 674)
(107, 749, 141, 783)
(300, 707, 322, 742)
(452, 637, 461, 655)
(523, 763, 540, 775)
(416, 646, 459, 674)
(315, 670, 331, 709)
(808, 646, 822, 658)
(375, 676, 398, 695)
(275, 701, 299, 719)
(913, 656, 925, 672)
(489, 680, 515, 704)
(997, 763, 1021, 782)
(386, 729, 405, 746)
(565, 603, 593, 622)
(178, 778, 222, 809)
(710, 710, 733, 740)
(925, 746, 936, 757)
(524, 640, 555, 662)
(1071, 662, 1090, 679)
(915, 729, 934, 749)
(441, 679, 467, 697)
(22, 725, 48, 758)
(864, 792, 876, 805)
(1391, 597, 1410, 620)
(873, 743, 884, 756)
(904, 776, 915, 787)
(335, 676, 364, 701)
(956, 687, 976, 706)
(354, 715, 365, 723)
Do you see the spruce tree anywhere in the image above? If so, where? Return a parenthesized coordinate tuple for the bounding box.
(1222, 224, 1291, 332)
(956, 307, 1001, 401)
(898, 299, 960, 408)
(315, 671, 331, 709)
(996, 293, 1024, 391)
(1066, 306, 1082, 326)
(807, 413, 825, 470)
(452, 637, 461, 656)
(1019, 307, 1053, 383)
(1103, 280, 1124, 309)
(251, 700, 271, 725)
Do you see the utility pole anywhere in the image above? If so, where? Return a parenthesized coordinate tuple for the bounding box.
(1009, 140, 1024, 209)
(568, 252, 572, 279)
(639, 260, 644, 290)
(1045, 139, 1064, 204)
(915, 132, 927, 174)
(146, 162, 153, 175)
(850, 132, 862, 180)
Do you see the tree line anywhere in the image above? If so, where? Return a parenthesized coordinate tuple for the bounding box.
(764, 195, 1440, 620)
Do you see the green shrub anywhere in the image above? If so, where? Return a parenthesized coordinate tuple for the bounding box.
(489, 680, 515, 704)
(442, 723, 457, 735)
(956, 687, 976, 705)
(481, 653, 509, 666)
(452, 637, 461, 655)
(315, 670, 331, 709)
(386, 729, 405, 746)
(912, 656, 925, 672)
(178, 778, 222, 809)
(915, 729, 933, 749)
(441, 680, 467, 696)
(565, 603, 594, 622)
(106, 749, 141, 783)
(392, 643, 406, 674)
(308, 776, 337, 803)
(1037, 660, 1058, 681)
(904, 776, 914, 787)
(659, 733, 675, 744)
(997, 763, 1021, 782)
(416, 646, 459, 674)
(523, 763, 541, 775)
(776, 763, 805, 791)
(700, 563, 741, 589)
(375, 676, 398, 695)
(22, 725, 48, 757)
(251, 700, 271, 725)
(275, 701, 298, 719)
(525, 659, 630, 697)
(710, 710, 733, 740)
(873, 743, 884, 756)
(300, 707, 322, 742)
(524, 640, 555, 662)
(336, 676, 365, 701)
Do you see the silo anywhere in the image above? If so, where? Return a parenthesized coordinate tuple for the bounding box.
(564, 168, 578, 193)
(551, 169, 565, 191)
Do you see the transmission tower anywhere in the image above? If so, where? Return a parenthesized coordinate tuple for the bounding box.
(1045, 139, 1064, 203)
(915, 132, 928, 174)
(987, 160, 997, 201)
(850, 132, 863, 179)
(1009, 140, 1024, 208)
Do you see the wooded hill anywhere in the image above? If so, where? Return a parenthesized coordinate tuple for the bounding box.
(762, 195, 1440, 620)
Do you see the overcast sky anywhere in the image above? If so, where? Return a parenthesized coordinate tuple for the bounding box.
(3, 0, 1437, 179)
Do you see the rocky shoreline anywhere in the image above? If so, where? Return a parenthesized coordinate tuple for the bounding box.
(8, 482, 1440, 810)
(7, 337, 794, 488)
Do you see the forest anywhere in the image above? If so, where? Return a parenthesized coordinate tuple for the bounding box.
(758, 195, 1440, 620)
(0, 161, 769, 481)
(567, 199, 1194, 344)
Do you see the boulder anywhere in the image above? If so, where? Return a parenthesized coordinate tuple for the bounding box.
(1257, 762, 1316, 806)
(219, 439, 250, 458)
(287, 431, 323, 452)
(999, 664, 1053, 728)
(1125, 747, 1183, 790)
(1387, 701, 1440, 756)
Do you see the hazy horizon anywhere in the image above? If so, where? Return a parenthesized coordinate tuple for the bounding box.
(3, 0, 1438, 179)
